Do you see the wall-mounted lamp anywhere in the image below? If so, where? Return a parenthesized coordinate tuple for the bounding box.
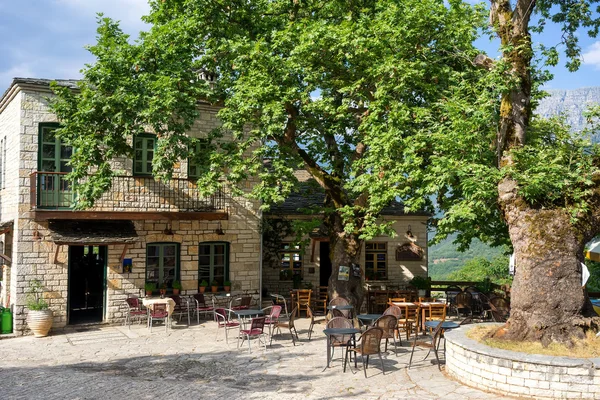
(163, 222, 174, 236)
(405, 225, 417, 242)
(215, 221, 225, 235)
(33, 230, 41, 240)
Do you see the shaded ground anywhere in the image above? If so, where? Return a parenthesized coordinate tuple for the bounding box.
(0, 317, 515, 399)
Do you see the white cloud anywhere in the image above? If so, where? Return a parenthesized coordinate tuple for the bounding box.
(582, 41, 600, 69)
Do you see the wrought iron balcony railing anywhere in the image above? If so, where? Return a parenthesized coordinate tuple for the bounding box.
(30, 172, 225, 212)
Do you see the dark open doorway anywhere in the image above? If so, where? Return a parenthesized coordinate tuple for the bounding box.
(68, 245, 106, 324)
(319, 242, 332, 287)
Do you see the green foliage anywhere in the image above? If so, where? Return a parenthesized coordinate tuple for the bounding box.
(210, 279, 218, 287)
(199, 280, 208, 287)
(223, 280, 232, 287)
(447, 256, 513, 287)
(26, 279, 49, 311)
(172, 280, 182, 289)
(409, 275, 431, 290)
(50, 0, 485, 242)
(144, 282, 157, 292)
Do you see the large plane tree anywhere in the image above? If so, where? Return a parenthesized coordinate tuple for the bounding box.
(51, 0, 484, 308)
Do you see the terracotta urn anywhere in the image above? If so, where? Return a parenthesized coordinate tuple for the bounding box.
(27, 309, 53, 338)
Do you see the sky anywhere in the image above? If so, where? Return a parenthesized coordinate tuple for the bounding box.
(1, 1, 600, 93)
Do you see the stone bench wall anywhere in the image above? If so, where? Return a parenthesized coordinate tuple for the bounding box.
(445, 323, 600, 399)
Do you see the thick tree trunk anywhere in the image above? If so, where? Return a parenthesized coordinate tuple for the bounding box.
(327, 214, 364, 311)
(498, 180, 600, 345)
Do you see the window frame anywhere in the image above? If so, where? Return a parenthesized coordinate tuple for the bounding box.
(145, 242, 180, 289)
(133, 133, 157, 176)
(187, 139, 208, 180)
(365, 242, 388, 280)
(279, 243, 303, 281)
(198, 241, 230, 288)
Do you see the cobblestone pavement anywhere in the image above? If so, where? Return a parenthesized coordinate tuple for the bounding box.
(0, 317, 516, 400)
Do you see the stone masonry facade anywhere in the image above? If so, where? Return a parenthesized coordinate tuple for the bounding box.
(0, 80, 260, 335)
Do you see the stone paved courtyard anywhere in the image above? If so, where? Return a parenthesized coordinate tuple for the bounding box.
(0, 317, 515, 399)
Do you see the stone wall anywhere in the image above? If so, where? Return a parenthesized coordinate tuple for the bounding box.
(445, 324, 600, 399)
(2, 86, 261, 335)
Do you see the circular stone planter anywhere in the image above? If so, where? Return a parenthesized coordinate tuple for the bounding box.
(445, 323, 600, 399)
(26, 309, 54, 337)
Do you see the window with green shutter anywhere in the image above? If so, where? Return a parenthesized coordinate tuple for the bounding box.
(198, 242, 229, 287)
(146, 243, 180, 288)
(134, 134, 156, 176)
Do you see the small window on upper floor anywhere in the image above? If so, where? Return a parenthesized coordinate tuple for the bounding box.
(133, 134, 156, 176)
(188, 139, 208, 179)
(365, 242, 387, 280)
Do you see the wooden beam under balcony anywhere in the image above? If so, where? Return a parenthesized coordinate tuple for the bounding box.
(31, 210, 229, 221)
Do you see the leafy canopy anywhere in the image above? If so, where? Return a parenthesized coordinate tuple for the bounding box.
(51, 0, 486, 240)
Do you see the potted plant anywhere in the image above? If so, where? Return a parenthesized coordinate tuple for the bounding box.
(223, 280, 232, 292)
(409, 275, 431, 297)
(199, 279, 208, 293)
(144, 282, 156, 296)
(25, 279, 53, 338)
(172, 280, 182, 295)
(211, 279, 219, 293)
(159, 283, 168, 297)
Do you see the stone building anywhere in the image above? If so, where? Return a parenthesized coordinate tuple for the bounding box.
(0, 77, 428, 335)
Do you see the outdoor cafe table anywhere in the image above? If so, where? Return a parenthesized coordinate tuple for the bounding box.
(231, 309, 264, 329)
(323, 327, 361, 368)
(356, 313, 382, 328)
(142, 297, 176, 316)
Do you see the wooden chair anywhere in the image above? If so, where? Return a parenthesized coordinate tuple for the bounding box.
(344, 327, 385, 377)
(388, 297, 406, 304)
(425, 303, 447, 333)
(408, 320, 445, 370)
(373, 291, 390, 313)
(312, 286, 329, 315)
(398, 304, 419, 340)
(375, 315, 399, 356)
(296, 290, 312, 317)
(273, 306, 299, 345)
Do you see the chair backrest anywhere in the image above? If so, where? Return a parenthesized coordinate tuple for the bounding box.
(331, 309, 346, 318)
(329, 297, 349, 307)
(375, 315, 397, 338)
(288, 306, 298, 328)
(193, 293, 206, 306)
(297, 290, 312, 304)
(428, 304, 447, 321)
(445, 285, 461, 304)
(359, 327, 384, 355)
(152, 303, 167, 315)
(388, 297, 406, 303)
(383, 305, 402, 319)
(270, 305, 282, 319)
(455, 291, 472, 308)
(249, 316, 266, 333)
(402, 304, 418, 321)
(126, 297, 140, 309)
(214, 307, 228, 324)
(326, 316, 353, 345)
(169, 295, 182, 306)
(271, 293, 289, 318)
(419, 297, 434, 303)
(241, 296, 252, 307)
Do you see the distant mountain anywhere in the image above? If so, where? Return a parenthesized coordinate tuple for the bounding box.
(537, 87, 600, 140)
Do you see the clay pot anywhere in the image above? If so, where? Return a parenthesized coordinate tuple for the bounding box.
(27, 309, 53, 338)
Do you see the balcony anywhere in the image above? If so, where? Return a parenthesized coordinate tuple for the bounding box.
(29, 172, 228, 221)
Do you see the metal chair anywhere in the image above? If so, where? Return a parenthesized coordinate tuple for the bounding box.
(230, 296, 252, 311)
(408, 320, 445, 370)
(375, 315, 399, 356)
(261, 305, 282, 338)
(169, 295, 191, 325)
(270, 293, 290, 319)
(326, 316, 355, 365)
(455, 291, 473, 317)
(148, 303, 169, 332)
(383, 305, 402, 340)
(123, 297, 147, 329)
(238, 316, 268, 352)
(192, 293, 214, 323)
(214, 307, 240, 343)
(344, 327, 385, 377)
(329, 297, 351, 318)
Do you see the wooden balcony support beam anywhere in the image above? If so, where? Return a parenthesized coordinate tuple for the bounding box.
(31, 210, 229, 221)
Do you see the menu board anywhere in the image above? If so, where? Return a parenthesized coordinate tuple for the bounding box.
(338, 265, 349, 281)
